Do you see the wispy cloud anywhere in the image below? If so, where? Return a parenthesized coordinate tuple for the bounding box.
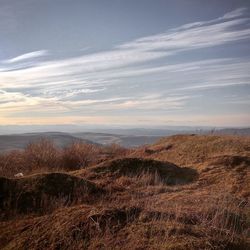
(4, 50, 49, 63)
(119, 18, 250, 52)
(0, 7, 250, 125)
(221, 7, 248, 19)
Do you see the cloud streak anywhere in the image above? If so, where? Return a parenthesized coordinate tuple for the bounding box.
(0, 7, 250, 125)
(4, 50, 49, 63)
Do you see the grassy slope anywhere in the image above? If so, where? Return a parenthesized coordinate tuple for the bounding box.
(0, 135, 249, 249)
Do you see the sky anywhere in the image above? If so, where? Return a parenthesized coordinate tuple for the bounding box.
(0, 0, 250, 127)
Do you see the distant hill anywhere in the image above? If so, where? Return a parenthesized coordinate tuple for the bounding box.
(73, 132, 161, 147)
(0, 132, 95, 152)
(72, 127, 250, 147)
(0, 132, 161, 152)
(91, 127, 250, 136)
(212, 127, 250, 136)
(0, 128, 249, 152)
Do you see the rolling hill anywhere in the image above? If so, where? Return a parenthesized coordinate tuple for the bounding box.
(1, 127, 249, 152)
(0, 132, 95, 152)
(0, 134, 249, 249)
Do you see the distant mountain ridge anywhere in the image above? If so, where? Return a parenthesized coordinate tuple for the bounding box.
(72, 132, 161, 147)
(212, 127, 250, 136)
(0, 128, 249, 152)
(0, 132, 95, 152)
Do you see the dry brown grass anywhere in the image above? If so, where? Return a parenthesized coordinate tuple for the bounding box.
(61, 142, 101, 170)
(134, 134, 250, 167)
(0, 192, 248, 250)
(0, 139, 129, 177)
(0, 172, 105, 219)
(0, 135, 249, 249)
(24, 139, 59, 170)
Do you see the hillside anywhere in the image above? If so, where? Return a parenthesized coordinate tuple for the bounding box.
(0, 132, 95, 152)
(134, 134, 250, 166)
(73, 132, 162, 147)
(1, 127, 249, 151)
(0, 135, 249, 249)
